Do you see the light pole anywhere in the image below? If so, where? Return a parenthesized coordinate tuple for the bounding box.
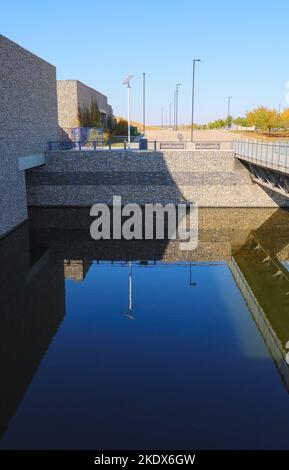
(143, 72, 146, 135)
(175, 83, 181, 131)
(169, 102, 172, 129)
(191, 59, 201, 142)
(161, 107, 164, 129)
(173, 90, 176, 130)
(123, 74, 134, 148)
(227, 96, 232, 128)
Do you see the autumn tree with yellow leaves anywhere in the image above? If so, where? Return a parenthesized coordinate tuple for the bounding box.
(246, 107, 279, 132)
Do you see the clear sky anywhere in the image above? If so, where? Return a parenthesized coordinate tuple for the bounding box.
(1, 0, 289, 125)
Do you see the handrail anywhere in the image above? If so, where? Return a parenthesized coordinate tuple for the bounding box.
(234, 138, 289, 172)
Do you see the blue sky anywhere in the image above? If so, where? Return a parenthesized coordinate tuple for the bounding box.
(1, 0, 289, 124)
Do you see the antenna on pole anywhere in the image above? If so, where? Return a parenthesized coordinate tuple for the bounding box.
(123, 74, 134, 148)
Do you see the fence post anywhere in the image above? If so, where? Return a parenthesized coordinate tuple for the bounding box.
(93, 141, 96, 150)
(109, 140, 111, 150)
(278, 144, 281, 168)
(154, 140, 157, 150)
(124, 141, 127, 149)
(78, 140, 82, 150)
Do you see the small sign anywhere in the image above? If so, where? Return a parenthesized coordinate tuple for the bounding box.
(195, 142, 221, 150)
(160, 142, 185, 149)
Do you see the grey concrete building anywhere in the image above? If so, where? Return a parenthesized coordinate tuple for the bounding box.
(57, 79, 113, 129)
(0, 34, 59, 237)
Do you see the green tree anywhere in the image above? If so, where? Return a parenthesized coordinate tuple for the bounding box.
(207, 118, 226, 129)
(227, 114, 233, 128)
(233, 116, 250, 127)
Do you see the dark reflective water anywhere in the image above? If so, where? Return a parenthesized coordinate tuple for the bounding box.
(1, 208, 289, 449)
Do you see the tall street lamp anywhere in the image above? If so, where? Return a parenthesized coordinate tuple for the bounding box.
(123, 74, 134, 148)
(191, 59, 201, 142)
(142, 72, 146, 135)
(227, 96, 232, 128)
(175, 83, 181, 131)
(173, 90, 176, 130)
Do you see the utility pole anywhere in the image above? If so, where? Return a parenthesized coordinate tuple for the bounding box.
(169, 102, 172, 129)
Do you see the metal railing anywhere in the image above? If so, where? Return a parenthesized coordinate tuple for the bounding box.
(48, 139, 233, 152)
(234, 139, 289, 173)
(48, 136, 140, 151)
(49, 140, 104, 151)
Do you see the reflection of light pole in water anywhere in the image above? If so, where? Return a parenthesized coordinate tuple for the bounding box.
(189, 262, 197, 287)
(125, 262, 134, 320)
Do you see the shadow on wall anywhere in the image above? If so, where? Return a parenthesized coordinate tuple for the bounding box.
(26, 150, 189, 207)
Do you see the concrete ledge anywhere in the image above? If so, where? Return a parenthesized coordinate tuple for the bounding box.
(18, 154, 45, 171)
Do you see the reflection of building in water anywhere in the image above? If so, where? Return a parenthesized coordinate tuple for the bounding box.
(28, 207, 278, 264)
(230, 209, 289, 391)
(0, 224, 65, 438)
(64, 260, 92, 281)
(27, 206, 289, 392)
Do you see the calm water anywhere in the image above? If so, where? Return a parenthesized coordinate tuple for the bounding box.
(1, 208, 289, 449)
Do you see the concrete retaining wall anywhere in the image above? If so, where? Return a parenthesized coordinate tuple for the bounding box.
(26, 149, 289, 207)
(0, 34, 59, 237)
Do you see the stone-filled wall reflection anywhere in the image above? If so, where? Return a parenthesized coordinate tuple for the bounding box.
(0, 223, 65, 438)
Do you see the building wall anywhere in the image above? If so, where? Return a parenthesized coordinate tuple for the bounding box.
(26, 150, 289, 207)
(57, 80, 113, 129)
(0, 34, 59, 237)
(56, 80, 78, 129)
